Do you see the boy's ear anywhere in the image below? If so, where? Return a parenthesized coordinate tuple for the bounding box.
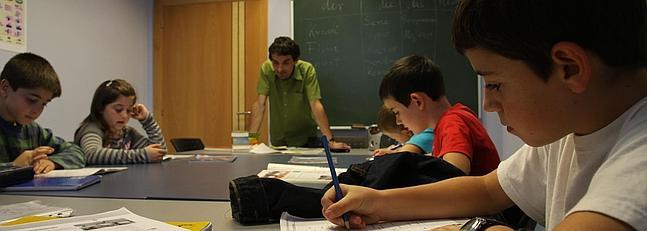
(409, 92, 425, 109)
(551, 42, 592, 94)
(0, 79, 9, 97)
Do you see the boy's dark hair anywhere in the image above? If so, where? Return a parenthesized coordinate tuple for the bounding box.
(452, 0, 646, 81)
(377, 106, 405, 133)
(379, 55, 445, 107)
(268, 36, 300, 60)
(0, 52, 61, 97)
(76, 79, 137, 134)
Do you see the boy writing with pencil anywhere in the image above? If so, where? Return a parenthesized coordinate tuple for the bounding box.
(377, 55, 499, 176)
(0, 53, 85, 174)
(322, 0, 647, 230)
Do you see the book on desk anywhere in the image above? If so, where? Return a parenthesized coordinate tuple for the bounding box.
(1, 175, 101, 191)
(166, 221, 213, 231)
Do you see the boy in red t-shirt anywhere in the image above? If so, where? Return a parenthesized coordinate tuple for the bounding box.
(379, 55, 499, 176)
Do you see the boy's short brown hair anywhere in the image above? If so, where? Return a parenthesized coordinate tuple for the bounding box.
(452, 0, 646, 80)
(379, 55, 445, 107)
(0, 52, 61, 97)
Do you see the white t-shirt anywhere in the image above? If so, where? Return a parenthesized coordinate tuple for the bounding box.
(498, 97, 647, 230)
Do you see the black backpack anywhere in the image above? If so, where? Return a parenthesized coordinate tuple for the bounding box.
(229, 152, 465, 225)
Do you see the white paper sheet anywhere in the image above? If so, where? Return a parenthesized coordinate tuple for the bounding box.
(0, 207, 185, 231)
(280, 212, 467, 231)
(0, 201, 73, 223)
(266, 163, 345, 173)
(38, 167, 127, 178)
(250, 143, 324, 155)
(281, 147, 323, 155)
(250, 143, 281, 154)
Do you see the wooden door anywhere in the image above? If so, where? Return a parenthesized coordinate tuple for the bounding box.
(154, 0, 267, 149)
(244, 0, 269, 144)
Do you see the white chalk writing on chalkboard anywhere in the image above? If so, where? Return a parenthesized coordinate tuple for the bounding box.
(320, 0, 344, 11)
(377, 0, 397, 10)
(295, 0, 478, 125)
(438, 0, 460, 8)
(403, 30, 434, 42)
(363, 18, 390, 26)
(410, 0, 427, 9)
(307, 24, 340, 39)
(403, 17, 436, 25)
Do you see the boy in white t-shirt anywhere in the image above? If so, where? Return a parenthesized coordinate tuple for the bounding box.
(321, 0, 647, 230)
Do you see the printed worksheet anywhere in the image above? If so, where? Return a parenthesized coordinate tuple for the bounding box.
(280, 212, 467, 231)
(0, 201, 72, 223)
(0, 208, 185, 231)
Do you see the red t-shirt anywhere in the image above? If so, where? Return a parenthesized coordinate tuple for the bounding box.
(431, 104, 500, 176)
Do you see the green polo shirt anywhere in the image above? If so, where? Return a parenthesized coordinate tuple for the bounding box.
(257, 59, 321, 146)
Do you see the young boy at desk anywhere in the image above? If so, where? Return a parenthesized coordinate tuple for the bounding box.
(376, 55, 499, 176)
(322, 0, 647, 230)
(0, 53, 85, 174)
(372, 106, 424, 156)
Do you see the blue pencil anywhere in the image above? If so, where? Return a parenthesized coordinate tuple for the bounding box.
(321, 136, 350, 230)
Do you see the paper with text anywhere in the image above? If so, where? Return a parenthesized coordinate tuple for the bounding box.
(0, 207, 185, 231)
(0, 201, 72, 223)
(280, 212, 467, 231)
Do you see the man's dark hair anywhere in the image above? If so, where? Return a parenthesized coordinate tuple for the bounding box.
(452, 0, 647, 81)
(268, 36, 300, 60)
(379, 55, 445, 107)
(0, 52, 61, 97)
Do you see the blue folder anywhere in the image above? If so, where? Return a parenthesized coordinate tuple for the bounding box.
(1, 175, 101, 191)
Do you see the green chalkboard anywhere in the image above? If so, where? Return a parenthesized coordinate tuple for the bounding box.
(294, 0, 477, 125)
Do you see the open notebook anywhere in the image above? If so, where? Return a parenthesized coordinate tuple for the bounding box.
(37, 167, 127, 178)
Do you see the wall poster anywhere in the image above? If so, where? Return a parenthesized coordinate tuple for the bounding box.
(0, 0, 25, 52)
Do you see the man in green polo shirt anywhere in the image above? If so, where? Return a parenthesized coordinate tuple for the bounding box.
(249, 36, 350, 150)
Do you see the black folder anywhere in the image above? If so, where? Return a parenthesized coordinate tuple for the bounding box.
(0, 165, 34, 187)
